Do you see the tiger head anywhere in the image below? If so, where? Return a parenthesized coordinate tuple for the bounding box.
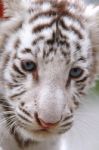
(0, 0, 99, 146)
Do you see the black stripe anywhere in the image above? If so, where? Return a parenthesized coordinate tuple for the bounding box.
(3, 54, 10, 69)
(29, 10, 57, 23)
(63, 11, 84, 28)
(62, 115, 73, 122)
(22, 48, 32, 54)
(7, 83, 22, 89)
(61, 50, 67, 57)
(78, 86, 85, 91)
(71, 26, 83, 39)
(13, 64, 25, 76)
(61, 122, 73, 128)
(66, 77, 71, 88)
(10, 73, 22, 83)
(46, 32, 56, 45)
(59, 19, 69, 30)
(14, 39, 21, 49)
(46, 39, 55, 45)
(18, 114, 32, 123)
(73, 96, 80, 106)
(58, 25, 71, 47)
(33, 18, 56, 33)
(32, 36, 44, 45)
(74, 100, 80, 106)
(19, 107, 32, 118)
(79, 91, 86, 96)
(77, 57, 86, 62)
(0, 97, 13, 113)
(76, 77, 88, 83)
(76, 42, 81, 50)
(58, 126, 72, 134)
(10, 91, 26, 99)
(58, 27, 68, 40)
(59, 19, 83, 39)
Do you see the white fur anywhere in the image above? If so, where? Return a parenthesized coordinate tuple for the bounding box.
(0, 95, 99, 150)
(0, 0, 99, 150)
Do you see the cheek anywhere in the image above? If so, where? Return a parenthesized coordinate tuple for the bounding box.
(75, 80, 90, 95)
(22, 75, 32, 88)
(24, 74, 38, 90)
(66, 87, 81, 112)
(16, 100, 37, 118)
(9, 91, 37, 115)
(3, 66, 13, 84)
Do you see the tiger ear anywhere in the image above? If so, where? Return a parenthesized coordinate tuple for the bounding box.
(85, 5, 99, 75)
(3, 0, 23, 17)
(3, 0, 34, 17)
(0, 0, 34, 49)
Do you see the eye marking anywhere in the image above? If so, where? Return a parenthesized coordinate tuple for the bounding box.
(21, 60, 37, 72)
(77, 57, 86, 62)
(69, 67, 84, 79)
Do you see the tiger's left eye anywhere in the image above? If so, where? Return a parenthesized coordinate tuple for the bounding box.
(21, 60, 37, 72)
(69, 67, 83, 78)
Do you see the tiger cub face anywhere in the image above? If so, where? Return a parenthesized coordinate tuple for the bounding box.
(0, 0, 99, 144)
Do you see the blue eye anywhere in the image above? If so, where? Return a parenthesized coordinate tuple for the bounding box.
(21, 60, 37, 72)
(69, 67, 83, 78)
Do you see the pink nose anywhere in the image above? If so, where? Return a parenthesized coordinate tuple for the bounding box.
(35, 113, 59, 129)
(39, 118, 58, 129)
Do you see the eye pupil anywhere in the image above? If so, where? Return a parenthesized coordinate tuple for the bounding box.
(70, 67, 83, 78)
(22, 60, 37, 72)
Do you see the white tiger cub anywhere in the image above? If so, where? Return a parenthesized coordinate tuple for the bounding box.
(0, 0, 99, 150)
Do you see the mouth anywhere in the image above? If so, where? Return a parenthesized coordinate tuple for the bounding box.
(24, 127, 56, 139)
(34, 128, 50, 134)
(19, 122, 51, 134)
(17, 113, 73, 136)
(16, 120, 73, 142)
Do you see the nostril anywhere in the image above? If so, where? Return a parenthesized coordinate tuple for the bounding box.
(34, 112, 60, 129)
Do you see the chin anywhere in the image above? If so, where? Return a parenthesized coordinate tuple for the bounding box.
(17, 126, 59, 142)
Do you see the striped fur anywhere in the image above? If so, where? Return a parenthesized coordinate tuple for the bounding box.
(0, 0, 99, 149)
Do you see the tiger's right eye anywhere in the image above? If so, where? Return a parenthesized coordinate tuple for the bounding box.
(69, 67, 83, 79)
(21, 60, 37, 72)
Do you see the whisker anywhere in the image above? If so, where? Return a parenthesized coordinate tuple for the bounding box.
(11, 121, 18, 135)
(0, 119, 7, 127)
(0, 104, 14, 108)
(6, 117, 17, 130)
(0, 112, 15, 117)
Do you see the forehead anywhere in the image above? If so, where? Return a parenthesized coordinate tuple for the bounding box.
(7, 1, 90, 64)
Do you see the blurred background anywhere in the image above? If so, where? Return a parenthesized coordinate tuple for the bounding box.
(86, 0, 99, 4)
(86, 0, 99, 95)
